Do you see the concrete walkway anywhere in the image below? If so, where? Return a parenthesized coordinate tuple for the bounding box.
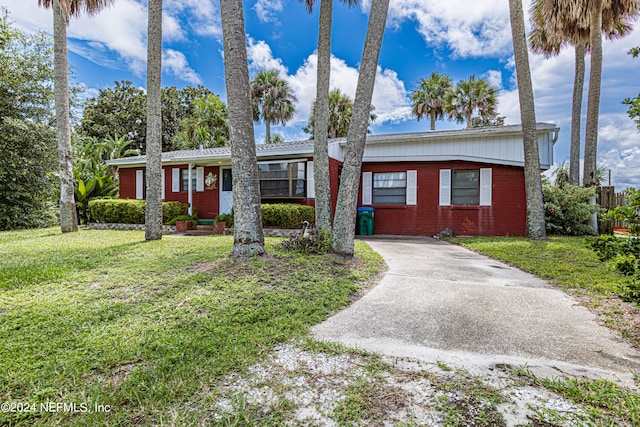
(312, 237, 640, 383)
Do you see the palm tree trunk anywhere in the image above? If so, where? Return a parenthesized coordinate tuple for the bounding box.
(313, 0, 334, 230)
(508, 0, 547, 240)
(569, 42, 585, 185)
(430, 109, 436, 131)
(465, 112, 472, 128)
(583, 0, 603, 188)
(220, 0, 265, 259)
(331, 0, 389, 256)
(265, 118, 271, 144)
(53, 0, 78, 233)
(145, 0, 163, 241)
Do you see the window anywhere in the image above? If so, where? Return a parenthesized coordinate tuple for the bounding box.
(451, 170, 479, 205)
(373, 172, 407, 204)
(222, 168, 233, 192)
(181, 169, 197, 192)
(258, 161, 306, 198)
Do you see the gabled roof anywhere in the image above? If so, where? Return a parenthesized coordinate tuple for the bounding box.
(106, 123, 559, 168)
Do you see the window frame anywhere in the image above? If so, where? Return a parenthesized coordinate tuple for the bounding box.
(258, 160, 307, 199)
(451, 169, 480, 205)
(180, 168, 198, 192)
(372, 171, 407, 205)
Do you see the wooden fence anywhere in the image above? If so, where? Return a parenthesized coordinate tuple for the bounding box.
(597, 186, 629, 234)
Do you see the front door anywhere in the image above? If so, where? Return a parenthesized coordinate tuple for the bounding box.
(219, 167, 233, 214)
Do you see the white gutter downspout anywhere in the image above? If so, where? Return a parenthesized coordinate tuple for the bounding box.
(188, 163, 194, 216)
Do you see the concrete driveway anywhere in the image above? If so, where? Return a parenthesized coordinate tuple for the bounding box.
(312, 237, 640, 383)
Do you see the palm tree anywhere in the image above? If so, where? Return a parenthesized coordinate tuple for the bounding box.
(303, 89, 376, 138)
(299, 0, 358, 230)
(411, 72, 452, 131)
(529, 0, 634, 186)
(331, 0, 389, 256)
(508, 0, 547, 240)
(220, 0, 265, 259)
(145, 0, 162, 241)
(38, 0, 114, 233)
(250, 69, 296, 144)
(445, 76, 498, 129)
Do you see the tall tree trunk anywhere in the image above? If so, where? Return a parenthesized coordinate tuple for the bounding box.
(53, 0, 78, 233)
(331, 0, 389, 256)
(430, 109, 436, 131)
(583, 0, 603, 187)
(220, 0, 266, 259)
(508, 0, 547, 240)
(145, 0, 163, 240)
(265, 118, 271, 144)
(569, 42, 585, 185)
(313, 0, 333, 230)
(465, 112, 472, 128)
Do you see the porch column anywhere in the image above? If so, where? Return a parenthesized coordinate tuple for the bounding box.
(188, 163, 193, 215)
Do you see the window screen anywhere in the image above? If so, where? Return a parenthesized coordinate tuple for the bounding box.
(373, 172, 407, 204)
(451, 169, 479, 205)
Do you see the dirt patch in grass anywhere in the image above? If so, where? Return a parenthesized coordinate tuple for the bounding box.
(208, 341, 640, 426)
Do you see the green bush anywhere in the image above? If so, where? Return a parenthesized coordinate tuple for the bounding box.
(214, 213, 234, 227)
(261, 203, 315, 228)
(211, 204, 314, 229)
(88, 199, 188, 224)
(543, 182, 598, 235)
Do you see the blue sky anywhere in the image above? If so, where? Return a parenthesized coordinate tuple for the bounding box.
(3, 0, 640, 188)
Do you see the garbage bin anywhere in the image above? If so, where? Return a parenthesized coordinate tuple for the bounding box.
(356, 207, 375, 236)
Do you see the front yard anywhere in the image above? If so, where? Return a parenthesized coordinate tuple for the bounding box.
(0, 228, 382, 425)
(2, 230, 640, 426)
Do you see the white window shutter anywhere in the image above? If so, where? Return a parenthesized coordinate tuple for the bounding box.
(406, 170, 417, 205)
(135, 169, 144, 200)
(306, 161, 315, 199)
(196, 167, 205, 191)
(172, 168, 180, 192)
(161, 169, 165, 200)
(439, 169, 451, 206)
(362, 172, 373, 205)
(480, 168, 492, 206)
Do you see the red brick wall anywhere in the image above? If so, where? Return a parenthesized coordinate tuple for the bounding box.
(118, 165, 221, 219)
(118, 167, 138, 199)
(359, 161, 526, 236)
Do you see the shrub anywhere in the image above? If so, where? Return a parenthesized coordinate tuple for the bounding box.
(166, 214, 197, 225)
(88, 199, 188, 224)
(162, 201, 189, 224)
(280, 223, 332, 255)
(261, 203, 315, 228)
(589, 234, 640, 302)
(214, 213, 234, 227)
(543, 182, 598, 235)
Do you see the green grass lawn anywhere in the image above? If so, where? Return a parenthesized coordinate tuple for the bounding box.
(0, 228, 383, 426)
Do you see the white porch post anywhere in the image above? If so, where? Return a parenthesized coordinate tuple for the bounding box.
(188, 163, 193, 215)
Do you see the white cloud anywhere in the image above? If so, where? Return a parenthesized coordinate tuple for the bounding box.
(387, 0, 512, 58)
(1, 0, 212, 82)
(247, 38, 288, 74)
(165, 0, 222, 38)
(253, 0, 283, 24)
(163, 49, 202, 85)
(247, 39, 410, 130)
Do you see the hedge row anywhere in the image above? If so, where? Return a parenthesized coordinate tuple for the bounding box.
(261, 203, 315, 228)
(88, 199, 188, 224)
(88, 199, 314, 228)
